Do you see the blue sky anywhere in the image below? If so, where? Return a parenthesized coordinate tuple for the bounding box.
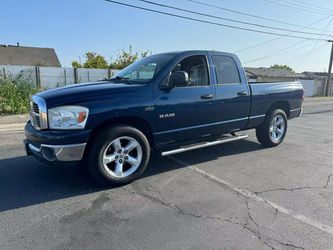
(2, 0, 333, 72)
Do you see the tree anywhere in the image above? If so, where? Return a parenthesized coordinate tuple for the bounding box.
(270, 64, 293, 72)
(83, 52, 109, 69)
(71, 60, 82, 68)
(71, 47, 150, 69)
(71, 52, 108, 69)
(110, 46, 150, 70)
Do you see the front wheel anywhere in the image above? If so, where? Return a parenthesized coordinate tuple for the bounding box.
(87, 125, 150, 186)
(256, 109, 288, 147)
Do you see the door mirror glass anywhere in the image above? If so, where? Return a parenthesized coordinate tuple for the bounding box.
(169, 71, 189, 88)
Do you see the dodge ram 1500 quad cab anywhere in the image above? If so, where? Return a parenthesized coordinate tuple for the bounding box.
(24, 50, 304, 185)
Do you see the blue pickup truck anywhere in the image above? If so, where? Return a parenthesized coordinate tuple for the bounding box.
(24, 50, 304, 185)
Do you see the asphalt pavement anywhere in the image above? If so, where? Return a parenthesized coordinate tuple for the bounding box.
(0, 97, 332, 250)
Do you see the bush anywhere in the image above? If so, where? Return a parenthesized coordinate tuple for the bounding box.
(0, 76, 38, 115)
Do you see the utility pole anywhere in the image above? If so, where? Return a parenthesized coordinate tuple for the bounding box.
(325, 40, 333, 96)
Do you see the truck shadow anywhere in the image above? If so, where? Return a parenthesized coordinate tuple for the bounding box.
(0, 140, 263, 212)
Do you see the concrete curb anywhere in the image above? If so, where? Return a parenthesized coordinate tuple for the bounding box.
(0, 123, 26, 133)
(0, 114, 29, 125)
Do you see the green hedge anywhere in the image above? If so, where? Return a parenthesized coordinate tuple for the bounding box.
(0, 76, 38, 115)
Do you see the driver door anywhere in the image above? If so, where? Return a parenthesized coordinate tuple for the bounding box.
(153, 54, 216, 147)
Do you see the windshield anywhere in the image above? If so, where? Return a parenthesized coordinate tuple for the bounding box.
(112, 54, 174, 83)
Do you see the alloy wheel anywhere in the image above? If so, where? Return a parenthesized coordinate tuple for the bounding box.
(102, 136, 143, 179)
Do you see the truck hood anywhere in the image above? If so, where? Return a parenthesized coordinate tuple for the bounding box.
(36, 81, 144, 106)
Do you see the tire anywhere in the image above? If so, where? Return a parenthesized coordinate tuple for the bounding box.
(256, 109, 288, 147)
(87, 125, 150, 186)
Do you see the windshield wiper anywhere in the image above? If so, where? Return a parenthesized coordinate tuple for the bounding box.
(101, 76, 130, 81)
(100, 76, 144, 84)
(114, 76, 130, 80)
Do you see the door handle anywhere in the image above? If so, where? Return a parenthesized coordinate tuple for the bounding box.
(201, 94, 214, 99)
(237, 91, 248, 96)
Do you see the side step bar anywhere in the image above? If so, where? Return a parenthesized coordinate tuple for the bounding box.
(161, 134, 248, 156)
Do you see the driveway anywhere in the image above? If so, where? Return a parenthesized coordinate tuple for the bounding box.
(0, 98, 332, 249)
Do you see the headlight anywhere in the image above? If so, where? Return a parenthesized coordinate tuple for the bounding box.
(48, 106, 89, 130)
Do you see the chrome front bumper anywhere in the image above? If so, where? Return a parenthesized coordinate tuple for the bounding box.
(27, 142, 86, 162)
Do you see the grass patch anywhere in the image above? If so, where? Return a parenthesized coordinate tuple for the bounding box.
(0, 76, 38, 115)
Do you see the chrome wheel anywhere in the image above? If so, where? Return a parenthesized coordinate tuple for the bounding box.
(269, 115, 285, 142)
(102, 136, 142, 179)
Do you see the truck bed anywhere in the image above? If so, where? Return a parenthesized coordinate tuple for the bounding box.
(247, 81, 304, 129)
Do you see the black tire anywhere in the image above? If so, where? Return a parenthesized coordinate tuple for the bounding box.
(256, 109, 288, 147)
(87, 125, 150, 186)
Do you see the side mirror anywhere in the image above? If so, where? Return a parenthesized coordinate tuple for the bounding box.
(169, 71, 189, 88)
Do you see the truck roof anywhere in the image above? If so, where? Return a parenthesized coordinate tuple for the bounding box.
(153, 50, 237, 58)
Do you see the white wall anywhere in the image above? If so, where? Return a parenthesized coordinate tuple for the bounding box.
(1, 65, 321, 96)
(0, 65, 37, 87)
(299, 79, 315, 97)
(0, 65, 120, 89)
(39, 67, 75, 89)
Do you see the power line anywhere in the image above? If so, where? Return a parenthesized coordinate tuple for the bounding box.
(294, 16, 333, 70)
(236, 15, 332, 53)
(262, 0, 333, 15)
(283, 53, 310, 65)
(243, 16, 333, 70)
(188, 0, 330, 32)
(138, 0, 332, 37)
(291, 0, 333, 13)
(276, 0, 333, 13)
(262, 0, 332, 14)
(283, 47, 327, 66)
(242, 40, 314, 64)
(104, 0, 329, 41)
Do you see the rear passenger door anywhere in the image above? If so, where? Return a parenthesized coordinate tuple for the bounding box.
(153, 54, 216, 146)
(211, 54, 251, 133)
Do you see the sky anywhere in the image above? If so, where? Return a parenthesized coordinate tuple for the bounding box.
(2, 0, 333, 72)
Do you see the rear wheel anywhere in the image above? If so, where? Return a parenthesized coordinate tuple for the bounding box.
(256, 109, 287, 147)
(87, 125, 150, 186)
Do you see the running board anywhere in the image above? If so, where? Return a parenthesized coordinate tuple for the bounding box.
(161, 134, 248, 156)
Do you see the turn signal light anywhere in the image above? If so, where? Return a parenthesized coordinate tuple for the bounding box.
(77, 111, 87, 123)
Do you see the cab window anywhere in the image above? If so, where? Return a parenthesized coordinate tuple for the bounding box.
(171, 55, 209, 87)
(212, 55, 241, 85)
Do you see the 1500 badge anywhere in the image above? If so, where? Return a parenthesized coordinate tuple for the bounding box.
(159, 113, 176, 119)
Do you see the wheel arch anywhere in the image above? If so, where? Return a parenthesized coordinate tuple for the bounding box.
(86, 116, 155, 154)
(266, 101, 290, 118)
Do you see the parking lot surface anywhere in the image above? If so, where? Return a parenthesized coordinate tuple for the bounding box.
(0, 98, 332, 250)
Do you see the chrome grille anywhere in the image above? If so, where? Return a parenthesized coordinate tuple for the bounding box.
(34, 113, 41, 127)
(30, 102, 41, 129)
(33, 102, 39, 113)
(30, 96, 48, 130)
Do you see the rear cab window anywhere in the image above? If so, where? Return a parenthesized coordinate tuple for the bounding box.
(212, 55, 241, 85)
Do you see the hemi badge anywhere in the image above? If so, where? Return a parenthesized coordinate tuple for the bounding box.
(145, 106, 154, 111)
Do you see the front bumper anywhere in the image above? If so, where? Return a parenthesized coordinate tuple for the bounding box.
(24, 121, 92, 165)
(25, 141, 86, 161)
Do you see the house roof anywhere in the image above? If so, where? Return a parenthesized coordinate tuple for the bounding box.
(0, 44, 61, 67)
(245, 67, 306, 78)
(302, 71, 331, 80)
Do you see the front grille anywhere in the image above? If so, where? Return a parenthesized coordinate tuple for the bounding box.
(33, 102, 39, 114)
(35, 115, 41, 127)
(31, 101, 41, 130)
(30, 96, 48, 130)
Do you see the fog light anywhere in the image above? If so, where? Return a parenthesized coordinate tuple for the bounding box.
(42, 147, 56, 161)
